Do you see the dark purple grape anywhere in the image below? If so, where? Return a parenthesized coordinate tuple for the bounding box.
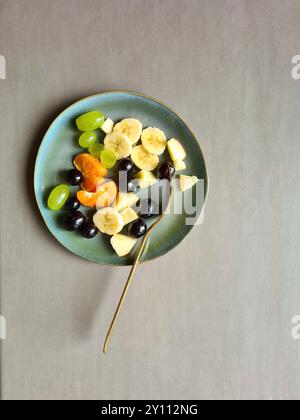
(119, 158, 134, 173)
(81, 223, 98, 239)
(139, 199, 156, 218)
(65, 197, 81, 211)
(127, 179, 139, 193)
(66, 169, 83, 186)
(118, 174, 139, 193)
(63, 211, 85, 231)
(129, 219, 147, 238)
(158, 162, 175, 180)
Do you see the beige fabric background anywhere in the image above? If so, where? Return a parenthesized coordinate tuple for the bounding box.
(0, 0, 300, 400)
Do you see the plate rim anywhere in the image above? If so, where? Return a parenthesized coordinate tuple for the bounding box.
(34, 90, 210, 266)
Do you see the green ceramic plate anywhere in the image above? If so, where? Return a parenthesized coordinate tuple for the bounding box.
(34, 91, 209, 266)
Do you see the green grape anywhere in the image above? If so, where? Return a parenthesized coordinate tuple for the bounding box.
(100, 150, 117, 169)
(89, 143, 105, 159)
(76, 111, 105, 131)
(47, 184, 70, 211)
(79, 131, 97, 148)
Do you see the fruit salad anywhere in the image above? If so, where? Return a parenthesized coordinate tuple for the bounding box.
(47, 110, 199, 257)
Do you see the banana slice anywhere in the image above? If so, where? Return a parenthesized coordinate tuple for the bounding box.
(104, 132, 132, 160)
(141, 127, 167, 155)
(131, 145, 159, 171)
(93, 207, 124, 235)
(113, 118, 142, 145)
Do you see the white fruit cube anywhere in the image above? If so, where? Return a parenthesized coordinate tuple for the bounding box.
(174, 160, 186, 171)
(134, 170, 157, 189)
(179, 175, 198, 192)
(113, 192, 139, 213)
(120, 207, 138, 225)
(167, 138, 186, 162)
(111, 234, 137, 257)
(101, 118, 114, 134)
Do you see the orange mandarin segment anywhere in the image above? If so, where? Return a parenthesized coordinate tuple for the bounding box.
(82, 175, 104, 193)
(77, 190, 99, 208)
(73, 153, 107, 177)
(77, 181, 118, 208)
(73, 153, 107, 192)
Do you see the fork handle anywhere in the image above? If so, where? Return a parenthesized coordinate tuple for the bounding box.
(102, 228, 152, 353)
(102, 185, 172, 353)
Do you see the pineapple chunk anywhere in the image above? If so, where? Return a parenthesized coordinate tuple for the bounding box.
(167, 138, 186, 162)
(120, 207, 138, 225)
(111, 234, 137, 257)
(101, 118, 114, 134)
(113, 192, 139, 213)
(174, 160, 186, 171)
(134, 170, 157, 189)
(180, 175, 198, 192)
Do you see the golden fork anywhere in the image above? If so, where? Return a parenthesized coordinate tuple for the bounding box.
(103, 183, 173, 353)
